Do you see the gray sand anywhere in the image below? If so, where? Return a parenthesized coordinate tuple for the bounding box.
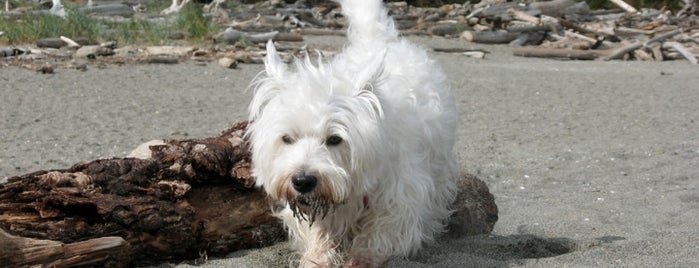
(2, 36, 698, 267)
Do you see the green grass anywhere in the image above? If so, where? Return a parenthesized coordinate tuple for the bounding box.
(176, 3, 215, 40)
(0, 2, 221, 46)
(0, 8, 99, 44)
(100, 19, 170, 45)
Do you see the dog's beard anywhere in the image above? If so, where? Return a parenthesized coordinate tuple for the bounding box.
(288, 194, 333, 227)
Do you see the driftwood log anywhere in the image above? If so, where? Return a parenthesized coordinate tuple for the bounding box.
(0, 120, 498, 267)
(0, 229, 128, 267)
(461, 30, 519, 44)
(512, 47, 608, 60)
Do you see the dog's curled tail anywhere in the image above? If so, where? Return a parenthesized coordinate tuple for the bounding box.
(337, 0, 398, 43)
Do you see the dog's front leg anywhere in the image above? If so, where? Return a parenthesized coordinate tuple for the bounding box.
(300, 247, 337, 268)
(294, 227, 342, 268)
(343, 246, 387, 268)
(279, 209, 339, 268)
(344, 234, 389, 268)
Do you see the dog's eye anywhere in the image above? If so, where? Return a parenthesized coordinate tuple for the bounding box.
(281, 135, 294, 144)
(326, 135, 343, 146)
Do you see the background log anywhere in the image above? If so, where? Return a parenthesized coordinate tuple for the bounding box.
(530, 0, 579, 17)
(662, 41, 698, 64)
(0, 120, 498, 267)
(512, 47, 607, 60)
(462, 30, 519, 44)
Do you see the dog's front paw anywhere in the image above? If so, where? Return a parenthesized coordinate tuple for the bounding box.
(343, 255, 385, 268)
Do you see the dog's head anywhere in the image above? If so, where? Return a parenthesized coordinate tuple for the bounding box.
(246, 41, 386, 223)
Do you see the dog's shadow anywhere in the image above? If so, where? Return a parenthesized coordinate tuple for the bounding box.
(210, 230, 624, 268)
(388, 232, 625, 267)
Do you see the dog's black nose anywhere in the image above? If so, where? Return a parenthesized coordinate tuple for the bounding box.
(292, 174, 317, 193)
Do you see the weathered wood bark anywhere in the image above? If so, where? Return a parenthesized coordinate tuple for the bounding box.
(0, 229, 128, 267)
(0, 120, 498, 267)
(0, 121, 284, 267)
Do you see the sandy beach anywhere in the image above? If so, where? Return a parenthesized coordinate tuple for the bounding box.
(2, 35, 698, 267)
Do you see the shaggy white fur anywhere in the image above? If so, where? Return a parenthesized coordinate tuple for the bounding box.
(246, 0, 459, 266)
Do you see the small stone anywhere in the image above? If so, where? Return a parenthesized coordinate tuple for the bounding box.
(218, 57, 238, 69)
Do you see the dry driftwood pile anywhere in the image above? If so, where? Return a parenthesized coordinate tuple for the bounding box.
(0, 120, 499, 267)
(2, 0, 698, 71)
(209, 0, 699, 63)
(453, 0, 699, 63)
(0, 38, 308, 73)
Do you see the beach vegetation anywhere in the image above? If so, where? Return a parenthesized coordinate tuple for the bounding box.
(0, 2, 220, 45)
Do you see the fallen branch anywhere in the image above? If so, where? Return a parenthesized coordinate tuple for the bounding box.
(663, 41, 698, 64)
(564, 30, 598, 43)
(508, 8, 541, 24)
(59, 36, 80, 48)
(604, 28, 683, 60)
(433, 47, 490, 54)
(214, 28, 302, 44)
(609, 0, 638, 13)
(512, 47, 607, 60)
(298, 28, 346, 36)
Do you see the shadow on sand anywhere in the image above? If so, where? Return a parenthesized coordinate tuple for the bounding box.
(391, 233, 626, 267)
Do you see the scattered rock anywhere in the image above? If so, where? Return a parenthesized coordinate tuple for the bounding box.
(218, 57, 237, 69)
(37, 63, 54, 74)
(76, 45, 114, 59)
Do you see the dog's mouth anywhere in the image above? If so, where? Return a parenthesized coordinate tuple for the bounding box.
(288, 195, 332, 226)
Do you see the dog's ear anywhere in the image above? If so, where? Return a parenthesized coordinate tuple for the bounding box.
(248, 41, 286, 121)
(350, 50, 387, 120)
(354, 49, 387, 93)
(264, 40, 286, 78)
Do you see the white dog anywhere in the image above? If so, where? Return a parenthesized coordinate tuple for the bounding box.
(246, 0, 458, 266)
